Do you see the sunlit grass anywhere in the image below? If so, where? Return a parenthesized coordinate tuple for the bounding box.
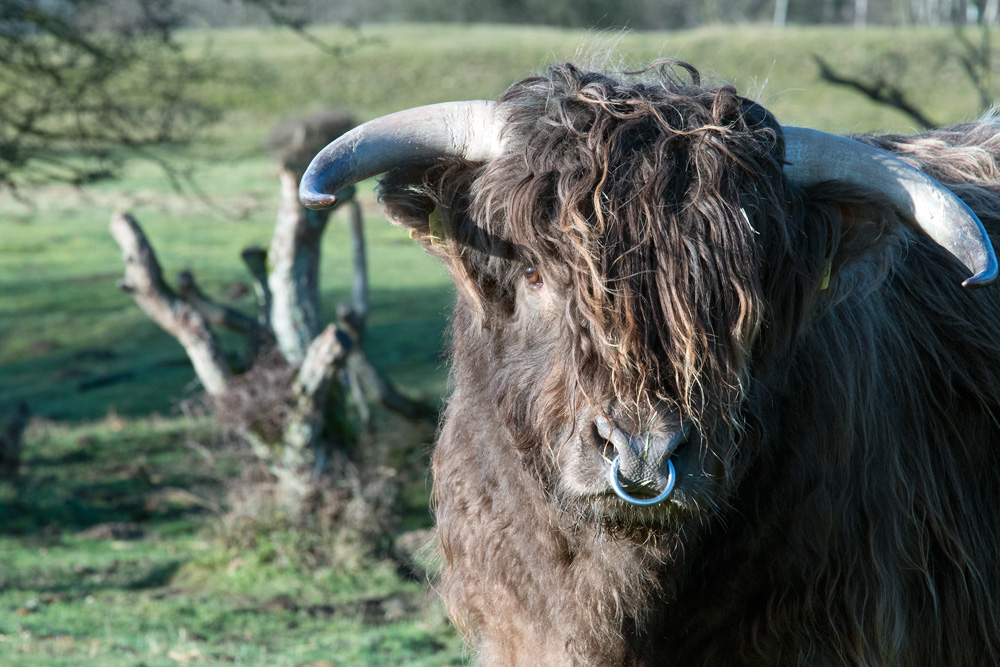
(0, 415, 462, 665)
(183, 22, 996, 148)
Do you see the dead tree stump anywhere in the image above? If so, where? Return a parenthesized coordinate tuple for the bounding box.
(110, 110, 436, 517)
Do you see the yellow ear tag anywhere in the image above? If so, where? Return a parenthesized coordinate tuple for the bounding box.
(427, 207, 445, 245)
(819, 258, 832, 291)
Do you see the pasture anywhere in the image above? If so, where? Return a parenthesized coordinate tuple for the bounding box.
(1, 22, 995, 665)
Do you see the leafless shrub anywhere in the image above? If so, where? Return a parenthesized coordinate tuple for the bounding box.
(217, 446, 402, 570)
(213, 349, 295, 446)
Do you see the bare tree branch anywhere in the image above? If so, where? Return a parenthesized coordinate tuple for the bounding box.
(349, 354, 439, 424)
(110, 211, 231, 396)
(177, 270, 260, 337)
(347, 200, 369, 329)
(0, 2, 217, 190)
(240, 245, 272, 329)
(177, 268, 269, 363)
(287, 324, 352, 440)
(955, 25, 995, 112)
(276, 324, 352, 515)
(337, 305, 438, 425)
(238, 1, 382, 58)
(332, 198, 439, 426)
(814, 54, 938, 129)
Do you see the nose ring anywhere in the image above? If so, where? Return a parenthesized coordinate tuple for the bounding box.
(608, 456, 676, 506)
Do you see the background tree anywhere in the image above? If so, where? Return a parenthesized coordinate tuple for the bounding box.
(0, 0, 216, 190)
(0, 0, 373, 193)
(815, 22, 996, 129)
(0, 2, 418, 518)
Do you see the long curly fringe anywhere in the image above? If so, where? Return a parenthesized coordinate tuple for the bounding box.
(472, 62, 793, 441)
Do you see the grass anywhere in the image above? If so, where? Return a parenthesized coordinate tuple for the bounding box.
(1, 416, 461, 666)
(181, 22, 998, 149)
(0, 182, 452, 420)
(1, 21, 997, 666)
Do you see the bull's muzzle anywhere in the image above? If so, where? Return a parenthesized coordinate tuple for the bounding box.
(595, 416, 689, 506)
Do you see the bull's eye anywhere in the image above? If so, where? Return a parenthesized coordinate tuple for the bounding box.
(524, 266, 543, 289)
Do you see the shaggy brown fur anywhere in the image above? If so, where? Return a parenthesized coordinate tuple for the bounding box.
(379, 62, 1000, 665)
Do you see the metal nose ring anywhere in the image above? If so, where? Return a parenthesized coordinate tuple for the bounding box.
(608, 455, 676, 506)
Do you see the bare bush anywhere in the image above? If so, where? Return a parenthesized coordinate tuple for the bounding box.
(217, 448, 402, 570)
(214, 350, 297, 451)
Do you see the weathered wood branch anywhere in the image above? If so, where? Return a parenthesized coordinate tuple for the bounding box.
(284, 324, 352, 454)
(268, 167, 335, 365)
(348, 353, 438, 423)
(275, 324, 352, 515)
(814, 55, 937, 130)
(110, 211, 231, 396)
(335, 199, 437, 425)
(348, 199, 369, 332)
(176, 270, 259, 337)
(240, 245, 272, 330)
(177, 268, 269, 363)
(955, 26, 994, 113)
(337, 307, 437, 425)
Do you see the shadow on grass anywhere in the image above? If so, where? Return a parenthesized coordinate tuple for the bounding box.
(0, 475, 210, 538)
(0, 482, 211, 543)
(2, 555, 184, 595)
(1, 422, 219, 538)
(0, 285, 454, 422)
(124, 560, 185, 591)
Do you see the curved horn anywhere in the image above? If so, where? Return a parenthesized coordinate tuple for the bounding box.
(299, 100, 505, 211)
(783, 126, 998, 289)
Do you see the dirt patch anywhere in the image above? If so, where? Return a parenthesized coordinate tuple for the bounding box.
(263, 591, 424, 624)
(76, 522, 145, 541)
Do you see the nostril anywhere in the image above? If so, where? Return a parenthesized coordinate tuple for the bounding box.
(590, 421, 602, 441)
(594, 415, 612, 441)
(593, 416, 632, 453)
(590, 421, 614, 458)
(593, 415, 689, 497)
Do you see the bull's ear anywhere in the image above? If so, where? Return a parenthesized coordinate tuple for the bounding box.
(378, 192, 437, 241)
(377, 154, 492, 246)
(813, 185, 970, 295)
(385, 204, 451, 247)
(819, 190, 900, 293)
(375, 165, 449, 246)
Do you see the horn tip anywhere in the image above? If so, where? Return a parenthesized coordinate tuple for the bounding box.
(962, 269, 998, 289)
(300, 193, 339, 210)
(961, 253, 999, 288)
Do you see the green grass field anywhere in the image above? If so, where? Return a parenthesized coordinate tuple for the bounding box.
(1, 22, 997, 665)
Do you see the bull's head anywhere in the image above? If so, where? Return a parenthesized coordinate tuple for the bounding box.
(300, 64, 996, 526)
